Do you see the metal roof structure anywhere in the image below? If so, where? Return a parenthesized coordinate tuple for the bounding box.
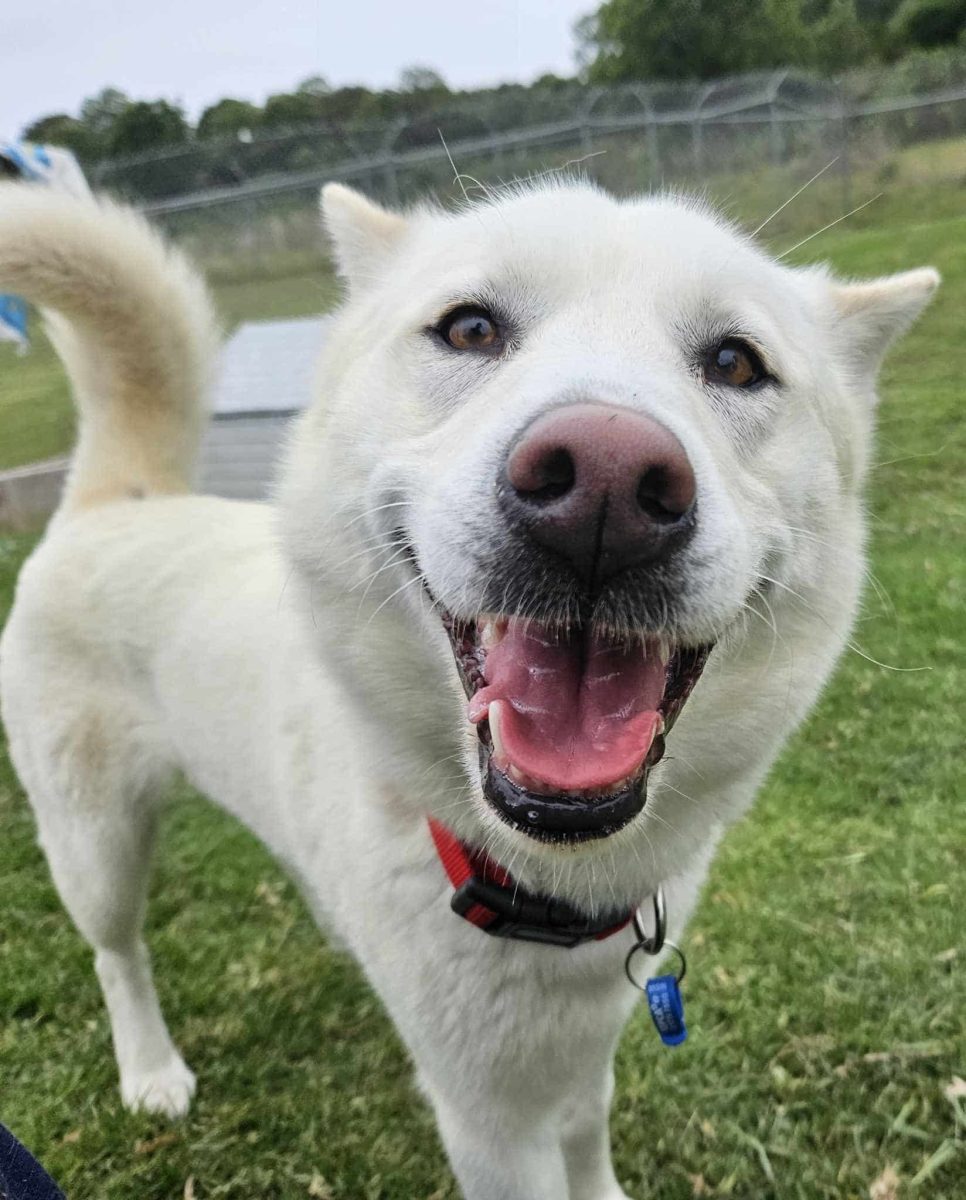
(212, 314, 332, 416)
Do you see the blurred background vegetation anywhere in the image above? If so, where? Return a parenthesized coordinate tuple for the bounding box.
(20, 0, 966, 166)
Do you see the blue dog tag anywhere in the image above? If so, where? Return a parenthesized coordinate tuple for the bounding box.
(626, 892, 689, 1048)
(645, 973, 687, 1046)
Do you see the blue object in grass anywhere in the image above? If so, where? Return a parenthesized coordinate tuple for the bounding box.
(0, 140, 39, 353)
(0, 1123, 66, 1200)
(0, 139, 74, 353)
(0, 293, 29, 352)
(645, 973, 688, 1046)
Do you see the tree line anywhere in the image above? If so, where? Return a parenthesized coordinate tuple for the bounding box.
(20, 0, 966, 168)
(577, 0, 966, 81)
(23, 67, 571, 165)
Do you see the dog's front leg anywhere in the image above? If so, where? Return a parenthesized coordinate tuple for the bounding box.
(421, 1053, 629, 1200)
(560, 1067, 631, 1200)
(431, 1093, 571, 1200)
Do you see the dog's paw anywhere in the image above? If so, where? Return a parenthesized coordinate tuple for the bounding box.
(121, 1056, 196, 1117)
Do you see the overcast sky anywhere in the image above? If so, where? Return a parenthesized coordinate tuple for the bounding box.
(3, 0, 592, 138)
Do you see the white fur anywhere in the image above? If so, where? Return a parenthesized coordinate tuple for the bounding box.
(0, 180, 936, 1198)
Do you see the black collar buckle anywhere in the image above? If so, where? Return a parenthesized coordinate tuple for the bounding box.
(451, 875, 630, 948)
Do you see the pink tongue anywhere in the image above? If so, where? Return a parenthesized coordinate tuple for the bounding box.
(469, 621, 667, 791)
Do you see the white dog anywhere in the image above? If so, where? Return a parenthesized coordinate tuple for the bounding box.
(0, 179, 936, 1199)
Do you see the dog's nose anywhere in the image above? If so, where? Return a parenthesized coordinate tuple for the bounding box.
(502, 402, 697, 586)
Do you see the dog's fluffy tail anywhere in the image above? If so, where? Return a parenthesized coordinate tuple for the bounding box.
(0, 184, 219, 515)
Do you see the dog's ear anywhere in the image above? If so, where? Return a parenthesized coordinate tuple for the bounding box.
(832, 267, 939, 374)
(321, 184, 407, 289)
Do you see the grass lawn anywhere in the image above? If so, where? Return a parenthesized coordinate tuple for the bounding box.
(0, 194, 964, 1198)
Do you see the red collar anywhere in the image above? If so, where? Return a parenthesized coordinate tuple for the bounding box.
(428, 818, 633, 948)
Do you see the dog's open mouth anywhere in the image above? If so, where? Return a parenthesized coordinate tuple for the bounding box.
(443, 614, 711, 844)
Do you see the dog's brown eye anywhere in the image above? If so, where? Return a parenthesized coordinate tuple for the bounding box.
(439, 307, 503, 354)
(705, 339, 766, 388)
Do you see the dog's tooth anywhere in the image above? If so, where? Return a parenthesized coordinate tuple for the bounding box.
(467, 693, 489, 724)
(479, 618, 505, 650)
(489, 700, 507, 762)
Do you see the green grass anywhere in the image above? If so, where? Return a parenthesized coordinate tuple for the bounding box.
(0, 338, 76, 471)
(0, 193, 964, 1198)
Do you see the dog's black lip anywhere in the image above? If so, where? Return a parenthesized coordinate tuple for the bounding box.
(478, 739, 647, 843)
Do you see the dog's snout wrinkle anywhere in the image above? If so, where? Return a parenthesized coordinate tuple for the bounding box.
(501, 402, 697, 588)
(587, 494, 610, 598)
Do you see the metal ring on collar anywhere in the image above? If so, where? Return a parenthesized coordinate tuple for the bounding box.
(631, 885, 667, 955)
(625, 939, 688, 990)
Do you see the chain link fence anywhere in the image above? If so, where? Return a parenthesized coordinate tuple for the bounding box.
(91, 55, 966, 277)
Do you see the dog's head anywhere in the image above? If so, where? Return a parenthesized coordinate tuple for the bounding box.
(280, 181, 936, 908)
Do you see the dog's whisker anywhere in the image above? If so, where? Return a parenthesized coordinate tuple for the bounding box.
(757, 572, 928, 673)
(777, 192, 883, 259)
(315, 533, 405, 577)
(353, 549, 415, 609)
(418, 750, 470, 781)
(748, 585, 789, 678)
(756, 520, 899, 624)
(751, 157, 839, 238)
(363, 572, 427, 629)
(342, 499, 412, 531)
(438, 129, 471, 206)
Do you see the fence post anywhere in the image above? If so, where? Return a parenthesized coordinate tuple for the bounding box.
(578, 89, 599, 160)
(633, 86, 661, 184)
(488, 122, 507, 181)
(838, 81, 853, 213)
(769, 102, 783, 164)
(691, 83, 715, 179)
(382, 158, 400, 206)
(381, 119, 405, 206)
(767, 70, 788, 166)
(691, 115, 704, 176)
